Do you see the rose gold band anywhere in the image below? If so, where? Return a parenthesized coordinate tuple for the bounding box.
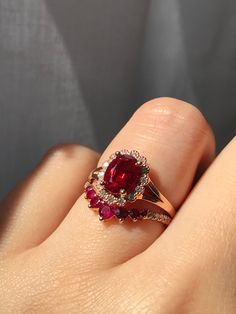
(141, 180, 175, 218)
(141, 209, 172, 225)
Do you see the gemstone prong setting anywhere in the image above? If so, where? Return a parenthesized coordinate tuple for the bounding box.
(83, 149, 174, 225)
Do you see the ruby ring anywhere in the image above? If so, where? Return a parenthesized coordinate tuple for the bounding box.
(84, 150, 175, 226)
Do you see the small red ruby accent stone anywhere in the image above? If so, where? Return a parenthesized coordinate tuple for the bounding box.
(90, 196, 101, 208)
(99, 204, 114, 220)
(86, 189, 97, 200)
(115, 208, 129, 220)
(85, 185, 93, 192)
(104, 154, 142, 195)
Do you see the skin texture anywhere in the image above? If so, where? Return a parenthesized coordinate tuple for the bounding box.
(0, 97, 235, 313)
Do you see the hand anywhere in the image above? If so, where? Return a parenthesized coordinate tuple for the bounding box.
(1, 98, 235, 313)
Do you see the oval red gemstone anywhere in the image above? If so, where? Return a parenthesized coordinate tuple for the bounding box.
(104, 154, 142, 195)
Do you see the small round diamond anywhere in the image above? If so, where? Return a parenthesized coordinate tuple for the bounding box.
(117, 197, 126, 206)
(141, 166, 149, 174)
(109, 153, 117, 160)
(120, 149, 129, 155)
(139, 156, 147, 165)
(130, 150, 140, 158)
(135, 186, 144, 194)
(98, 189, 106, 198)
(107, 195, 115, 204)
(126, 193, 136, 201)
(140, 175, 149, 186)
(102, 161, 110, 168)
(98, 171, 105, 179)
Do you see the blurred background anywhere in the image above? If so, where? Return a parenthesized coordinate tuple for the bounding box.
(0, 0, 236, 199)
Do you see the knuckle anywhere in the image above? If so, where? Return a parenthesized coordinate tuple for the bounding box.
(46, 143, 80, 158)
(137, 98, 205, 127)
(135, 97, 214, 144)
(44, 144, 98, 162)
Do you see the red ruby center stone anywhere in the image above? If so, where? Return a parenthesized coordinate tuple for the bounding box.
(104, 154, 142, 195)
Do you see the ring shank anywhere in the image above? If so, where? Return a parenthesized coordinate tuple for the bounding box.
(141, 180, 175, 218)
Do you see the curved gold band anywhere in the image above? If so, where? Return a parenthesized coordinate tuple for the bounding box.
(140, 180, 175, 218)
(140, 209, 171, 225)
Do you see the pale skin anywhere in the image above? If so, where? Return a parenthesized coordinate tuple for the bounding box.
(0, 97, 236, 313)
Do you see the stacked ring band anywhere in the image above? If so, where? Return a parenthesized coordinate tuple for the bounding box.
(84, 150, 175, 226)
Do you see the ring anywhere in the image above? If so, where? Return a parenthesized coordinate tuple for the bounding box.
(84, 149, 175, 226)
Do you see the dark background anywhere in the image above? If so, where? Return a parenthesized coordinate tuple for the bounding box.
(0, 0, 236, 199)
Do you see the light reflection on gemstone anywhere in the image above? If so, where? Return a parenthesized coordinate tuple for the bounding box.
(104, 154, 142, 194)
